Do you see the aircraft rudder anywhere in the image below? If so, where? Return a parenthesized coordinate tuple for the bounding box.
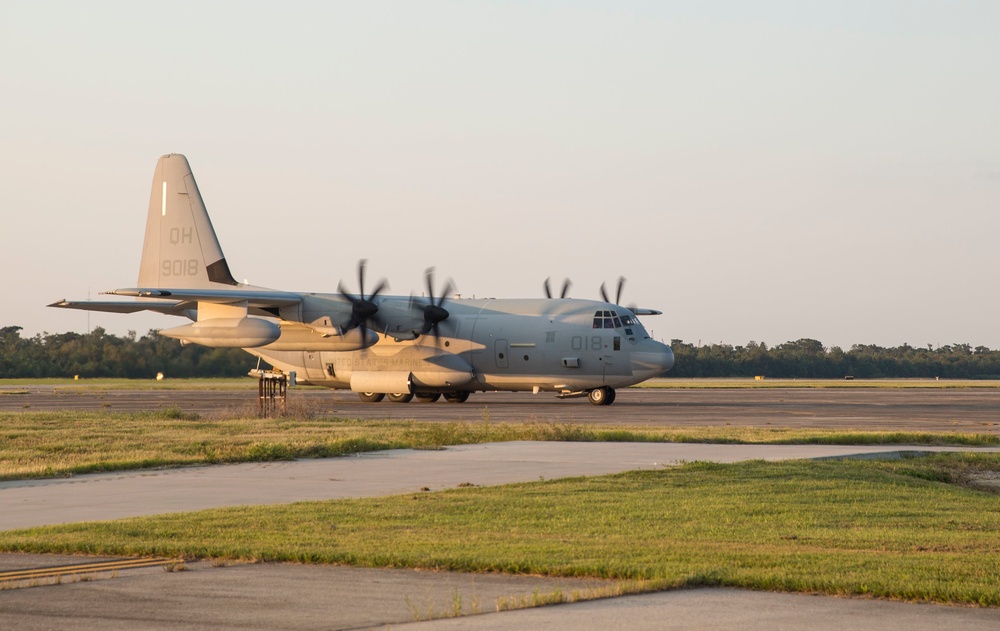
(137, 154, 237, 289)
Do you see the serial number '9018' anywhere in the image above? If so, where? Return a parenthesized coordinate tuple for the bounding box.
(162, 259, 199, 276)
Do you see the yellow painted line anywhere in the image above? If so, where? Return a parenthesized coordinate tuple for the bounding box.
(0, 557, 179, 582)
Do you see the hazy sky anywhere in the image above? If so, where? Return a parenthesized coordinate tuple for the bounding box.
(2, 1, 998, 350)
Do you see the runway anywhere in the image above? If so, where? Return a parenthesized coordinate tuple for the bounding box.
(5, 382, 1000, 433)
(3, 385, 1000, 629)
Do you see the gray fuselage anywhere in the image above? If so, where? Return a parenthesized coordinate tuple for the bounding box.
(248, 294, 674, 394)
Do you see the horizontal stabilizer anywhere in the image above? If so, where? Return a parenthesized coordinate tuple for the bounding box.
(48, 299, 186, 315)
(104, 287, 302, 308)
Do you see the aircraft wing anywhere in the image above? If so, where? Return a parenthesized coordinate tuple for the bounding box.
(50, 288, 304, 317)
(104, 287, 303, 307)
(48, 299, 189, 315)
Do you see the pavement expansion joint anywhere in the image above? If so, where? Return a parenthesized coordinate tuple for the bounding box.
(0, 557, 183, 589)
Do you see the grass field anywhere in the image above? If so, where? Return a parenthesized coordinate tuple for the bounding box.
(2, 409, 999, 480)
(0, 377, 264, 390)
(2, 454, 1000, 606)
(3, 379, 1000, 608)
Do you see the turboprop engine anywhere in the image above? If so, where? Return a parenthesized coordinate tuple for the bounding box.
(159, 317, 281, 348)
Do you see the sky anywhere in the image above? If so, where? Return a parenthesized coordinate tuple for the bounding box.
(2, 1, 998, 350)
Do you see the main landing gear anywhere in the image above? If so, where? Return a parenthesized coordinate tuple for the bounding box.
(357, 391, 470, 403)
(588, 387, 616, 406)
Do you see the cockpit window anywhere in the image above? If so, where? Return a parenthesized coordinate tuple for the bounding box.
(593, 310, 633, 329)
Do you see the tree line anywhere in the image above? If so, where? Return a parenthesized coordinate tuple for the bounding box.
(668, 338, 1000, 379)
(0, 326, 253, 379)
(3, 326, 1000, 380)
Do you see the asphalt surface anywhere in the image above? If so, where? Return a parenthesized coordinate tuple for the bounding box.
(2, 384, 1000, 629)
(4, 557, 999, 631)
(5, 382, 1000, 433)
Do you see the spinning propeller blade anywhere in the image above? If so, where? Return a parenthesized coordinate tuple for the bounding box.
(600, 276, 627, 306)
(338, 259, 388, 345)
(544, 277, 572, 299)
(419, 267, 453, 341)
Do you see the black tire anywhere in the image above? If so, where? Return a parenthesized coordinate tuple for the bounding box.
(588, 387, 614, 406)
(443, 391, 470, 403)
(414, 393, 442, 403)
(358, 392, 385, 403)
(387, 392, 414, 403)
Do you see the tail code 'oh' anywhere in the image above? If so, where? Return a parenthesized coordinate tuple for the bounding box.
(137, 154, 237, 289)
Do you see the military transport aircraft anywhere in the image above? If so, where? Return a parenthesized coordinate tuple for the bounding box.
(50, 154, 674, 405)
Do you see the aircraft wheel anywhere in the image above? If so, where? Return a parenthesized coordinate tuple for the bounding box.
(358, 392, 385, 403)
(443, 391, 470, 403)
(414, 393, 442, 403)
(588, 387, 615, 406)
(387, 392, 414, 403)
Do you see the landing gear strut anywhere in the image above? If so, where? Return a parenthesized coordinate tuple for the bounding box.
(587, 387, 616, 406)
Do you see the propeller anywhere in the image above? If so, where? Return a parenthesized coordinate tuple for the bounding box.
(544, 277, 572, 299)
(599, 276, 644, 315)
(600, 276, 626, 305)
(418, 267, 453, 340)
(338, 259, 388, 345)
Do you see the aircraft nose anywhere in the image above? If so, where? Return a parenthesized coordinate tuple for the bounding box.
(631, 339, 675, 376)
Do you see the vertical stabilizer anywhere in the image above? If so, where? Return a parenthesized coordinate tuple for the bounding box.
(137, 154, 237, 289)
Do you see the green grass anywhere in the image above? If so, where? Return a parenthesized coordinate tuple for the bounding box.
(2, 410, 998, 481)
(3, 454, 1000, 606)
(0, 377, 262, 390)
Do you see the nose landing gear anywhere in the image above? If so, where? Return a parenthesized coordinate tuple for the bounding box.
(587, 387, 616, 406)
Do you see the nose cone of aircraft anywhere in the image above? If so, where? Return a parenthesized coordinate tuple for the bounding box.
(630, 339, 675, 378)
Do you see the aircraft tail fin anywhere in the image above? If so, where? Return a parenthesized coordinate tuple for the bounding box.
(137, 154, 238, 289)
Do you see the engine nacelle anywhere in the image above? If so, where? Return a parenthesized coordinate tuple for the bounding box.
(260, 322, 377, 352)
(159, 317, 281, 348)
